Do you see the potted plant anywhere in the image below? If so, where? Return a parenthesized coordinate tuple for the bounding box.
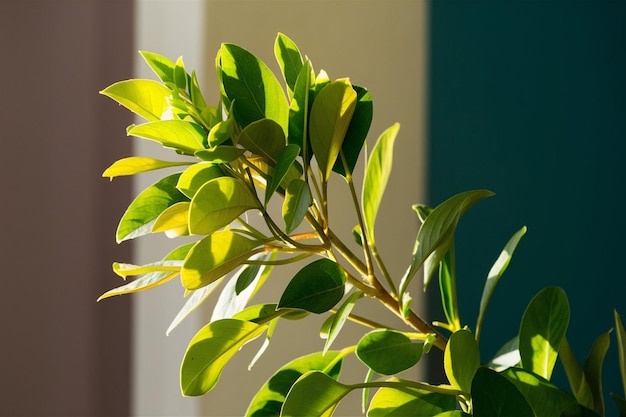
(99, 34, 626, 416)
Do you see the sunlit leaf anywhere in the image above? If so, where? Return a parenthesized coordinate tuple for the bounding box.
(368, 386, 456, 417)
(173, 56, 188, 91)
(238, 118, 286, 164)
(281, 371, 352, 417)
(188, 177, 259, 236)
(219, 43, 289, 133)
(503, 367, 579, 417)
(439, 248, 460, 332)
(195, 146, 245, 163)
(127, 120, 206, 154)
(176, 163, 224, 199)
(152, 201, 189, 237)
(180, 318, 268, 396)
(207, 118, 233, 147)
(181, 231, 263, 290)
(362, 123, 399, 245)
(166, 279, 223, 335)
(112, 261, 181, 278)
(288, 60, 313, 159)
(471, 367, 533, 417)
(139, 50, 176, 84)
(245, 351, 342, 416)
(399, 190, 494, 297)
(190, 70, 208, 111)
(444, 329, 480, 394)
(333, 85, 373, 177)
(488, 336, 520, 372)
(519, 287, 570, 381)
(277, 259, 345, 314)
(476, 226, 527, 340)
(309, 79, 357, 181)
(274, 33, 303, 97)
(265, 144, 300, 205)
(102, 157, 191, 179)
(116, 173, 188, 243)
(282, 179, 311, 234)
(357, 329, 423, 375)
(324, 290, 363, 354)
(100, 79, 171, 121)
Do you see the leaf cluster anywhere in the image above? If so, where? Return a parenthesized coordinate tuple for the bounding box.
(100, 34, 626, 416)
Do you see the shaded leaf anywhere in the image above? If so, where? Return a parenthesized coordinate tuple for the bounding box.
(100, 79, 170, 121)
(238, 118, 286, 164)
(246, 351, 342, 417)
(102, 157, 191, 179)
(357, 329, 423, 375)
(127, 120, 206, 154)
(444, 329, 480, 394)
(181, 231, 263, 290)
(309, 79, 357, 181)
(615, 310, 626, 398)
(476, 226, 527, 341)
(288, 60, 313, 159)
(519, 287, 570, 381)
(281, 371, 352, 417)
(324, 290, 363, 354)
(152, 201, 189, 237)
(167, 279, 223, 335)
(116, 173, 188, 242)
(139, 50, 176, 84)
(560, 336, 594, 409)
(173, 56, 188, 90)
(188, 177, 259, 235)
(277, 259, 345, 314)
(439, 247, 460, 332)
(583, 329, 611, 416)
(195, 146, 245, 163)
(362, 123, 399, 245)
(274, 33, 303, 96)
(208, 117, 234, 148)
(180, 318, 267, 396)
(368, 386, 456, 417)
(266, 144, 300, 205)
(399, 190, 494, 296)
(471, 367, 533, 417)
(282, 179, 311, 234)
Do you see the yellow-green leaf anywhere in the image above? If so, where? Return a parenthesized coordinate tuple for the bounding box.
(176, 163, 224, 199)
(102, 157, 191, 179)
(127, 120, 206, 154)
(444, 329, 480, 394)
(100, 79, 171, 121)
(152, 201, 190, 237)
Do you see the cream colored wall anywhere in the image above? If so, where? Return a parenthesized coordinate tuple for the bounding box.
(133, 1, 428, 416)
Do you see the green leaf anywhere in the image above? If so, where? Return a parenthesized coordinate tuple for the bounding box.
(444, 329, 480, 394)
(116, 173, 188, 243)
(281, 371, 352, 417)
(503, 367, 579, 417)
(219, 43, 289, 133)
(471, 367, 534, 417)
(323, 290, 363, 354)
(583, 329, 612, 416)
(439, 247, 460, 332)
(368, 386, 457, 417)
(488, 336, 521, 372)
(560, 336, 594, 409)
(173, 56, 188, 90)
(476, 226, 527, 341)
(288, 60, 313, 159)
(102, 157, 191, 179)
(611, 393, 626, 417)
(139, 50, 176, 84)
(100, 79, 171, 121)
(238, 118, 286, 164)
(190, 70, 208, 111)
(188, 177, 259, 235)
(176, 163, 224, 199)
(246, 351, 342, 417)
(433, 412, 471, 417)
(615, 310, 626, 398)
(152, 201, 189, 237)
(180, 318, 268, 396)
(195, 146, 245, 163)
(519, 286, 570, 380)
(274, 33, 303, 97)
(332, 85, 373, 177)
(277, 259, 345, 314)
(166, 279, 224, 335)
(127, 120, 206, 154)
(99, 243, 193, 301)
(235, 264, 263, 295)
(181, 231, 263, 290)
(208, 118, 234, 147)
(309, 79, 357, 181)
(362, 123, 400, 245)
(399, 190, 495, 297)
(282, 179, 311, 234)
(356, 329, 423, 375)
(265, 144, 300, 205)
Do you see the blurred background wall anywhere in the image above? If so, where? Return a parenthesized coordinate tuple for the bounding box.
(1, 1, 624, 416)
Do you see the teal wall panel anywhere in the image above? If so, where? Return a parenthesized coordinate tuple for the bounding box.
(428, 1, 626, 409)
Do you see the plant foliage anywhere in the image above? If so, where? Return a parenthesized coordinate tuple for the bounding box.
(100, 34, 625, 416)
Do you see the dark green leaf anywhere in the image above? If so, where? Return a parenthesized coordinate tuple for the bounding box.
(583, 329, 611, 416)
(274, 33, 303, 96)
(277, 259, 345, 314)
(266, 144, 300, 205)
(246, 351, 342, 417)
(357, 329, 423, 375)
(560, 336, 594, 409)
(610, 393, 626, 417)
(236, 264, 263, 295)
(238, 118, 286, 164)
(282, 179, 311, 234)
(471, 367, 533, 417)
(368, 386, 457, 417)
(219, 43, 289, 133)
(519, 287, 570, 380)
(615, 310, 626, 398)
(180, 318, 267, 396)
(288, 60, 313, 160)
(116, 173, 188, 242)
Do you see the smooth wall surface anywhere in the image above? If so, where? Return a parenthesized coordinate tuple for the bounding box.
(0, 1, 134, 416)
(132, 1, 429, 416)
